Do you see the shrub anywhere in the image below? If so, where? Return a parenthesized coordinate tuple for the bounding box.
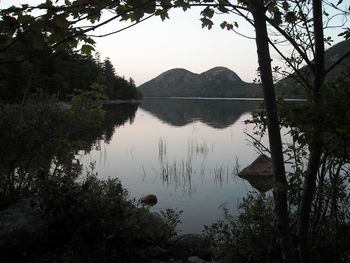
(203, 193, 280, 263)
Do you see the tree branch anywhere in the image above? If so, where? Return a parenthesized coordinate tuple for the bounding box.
(265, 17, 314, 72)
(0, 0, 156, 64)
(268, 38, 313, 94)
(88, 13, 156, 38)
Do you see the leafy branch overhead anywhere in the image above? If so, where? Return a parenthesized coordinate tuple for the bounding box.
(1, 1, 349, 64)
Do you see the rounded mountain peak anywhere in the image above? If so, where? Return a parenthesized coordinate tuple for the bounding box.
(201, 67, 241, 82)
(158, 68, 196, 78)
(142, 68, 197, 89)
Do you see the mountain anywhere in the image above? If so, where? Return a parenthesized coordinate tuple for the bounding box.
(138, 67, 262, 98)
(139, 40, 350, 98)
(276, 39, 350, 97)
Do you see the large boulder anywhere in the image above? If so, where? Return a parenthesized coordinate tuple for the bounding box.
(140, 194, 158, 206)
(167, 234, 216, 261)
(0, 199, 46, 261)
(137, 209, 169, 242)
(0, 199, 44, 240)
(238, 154, 273, 193)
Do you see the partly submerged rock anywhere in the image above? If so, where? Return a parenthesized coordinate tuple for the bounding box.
(188, 255, 211, 263)
(140, 194, 158, 206)
(167, 234, 216, 261)
(0, 199, 44, 239)
(238, 154, 273, 193)
(0, 199, 46, 260)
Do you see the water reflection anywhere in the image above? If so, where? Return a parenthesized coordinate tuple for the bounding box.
(156, 135, 240, 195)
(1, 99, 261, 233)
(82, 99, 263, 233)
(140, 98, 260, 128)
(101, 103, 139, 143)
(0, 102, 139, 206)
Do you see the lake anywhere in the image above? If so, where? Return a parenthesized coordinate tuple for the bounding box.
(80, 98, 267, 233)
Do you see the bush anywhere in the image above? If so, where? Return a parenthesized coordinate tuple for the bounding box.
(1, 165, 181, 263)
(0, 94, 105, 207)
(203, 192, 279, 263)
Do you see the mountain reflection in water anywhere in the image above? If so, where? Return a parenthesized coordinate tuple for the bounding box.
(140, 98, 260, 128)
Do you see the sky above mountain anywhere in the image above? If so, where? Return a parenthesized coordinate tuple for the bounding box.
(93, 8, 258, 86)
(1, 1, 348, 86)
(1, 1, 258, 85)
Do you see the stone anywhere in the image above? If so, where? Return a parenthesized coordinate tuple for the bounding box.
(137, 209, 168, 242)
(143, 245, 168, 258)
(238, 154, 273, 193)
(0, 199, 43, 239)
(0, 199, 46, 259)
(167, 234, 215, 261)
(187, 255, 210, 263)
(140, 194, 158, 206)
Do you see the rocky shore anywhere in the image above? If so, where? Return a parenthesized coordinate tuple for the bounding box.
(0, 198, 224, 263)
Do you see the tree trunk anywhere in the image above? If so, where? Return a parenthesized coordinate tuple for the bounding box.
(250, 1, 297, 262)
(297, 1, 325, 262)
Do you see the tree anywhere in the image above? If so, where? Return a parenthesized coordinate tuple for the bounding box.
(247, 2, 296, 262)
(1, 1, 350, 262)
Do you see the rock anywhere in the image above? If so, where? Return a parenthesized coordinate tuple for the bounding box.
(137, 209, 168, 242)
(187, 255, 209, 263)
(0, 199, 43, 239)
(143, 245, 168, 258)
(140, 194, 158, 206)
(238, 154, 273, 193)
(167, 234, 215, 261)
(0, 199, 46, 260)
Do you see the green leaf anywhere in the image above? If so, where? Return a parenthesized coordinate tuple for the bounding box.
(53, 15, 69, 28)
(201, 7, 214, 19)
(160, 0, 171, 8)
(285, 11, 296, 23)
(282, 1, 290, 11)
(81, 44, 95, 55)
(220, 21, 227, 29)
(200, 17, 214, 30)
(158, 10, 169, 21)
(267, 2, 277, 13)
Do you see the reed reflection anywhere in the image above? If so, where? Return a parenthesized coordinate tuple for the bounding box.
(156, 135, 241, 196)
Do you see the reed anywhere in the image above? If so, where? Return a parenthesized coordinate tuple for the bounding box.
(158, 137, 167, 162)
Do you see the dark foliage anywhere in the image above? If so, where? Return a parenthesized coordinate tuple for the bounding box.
(0, 95, 138, 207)
(0, 43, 142, 103)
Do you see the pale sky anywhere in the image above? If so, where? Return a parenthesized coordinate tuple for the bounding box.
(92, 8, 258, 86)
(1, 1, 348, 86)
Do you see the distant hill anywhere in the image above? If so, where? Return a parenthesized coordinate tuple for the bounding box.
(139, 40, 350, 98)
(276, 39, 350, 97)
(138, 67, 262, 98)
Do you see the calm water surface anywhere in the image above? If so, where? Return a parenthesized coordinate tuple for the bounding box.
(81, 98, 267, 233)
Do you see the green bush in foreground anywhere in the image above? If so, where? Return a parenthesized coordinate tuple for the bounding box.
(203, 190, 350, 263)
(2, 166, 181, 263)
(203, 193, 279, 263)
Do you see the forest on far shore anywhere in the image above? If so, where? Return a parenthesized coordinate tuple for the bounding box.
(0, 47, 142, 103)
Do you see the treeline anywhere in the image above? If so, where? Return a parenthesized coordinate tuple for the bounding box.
(0, 48, 142, 103)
